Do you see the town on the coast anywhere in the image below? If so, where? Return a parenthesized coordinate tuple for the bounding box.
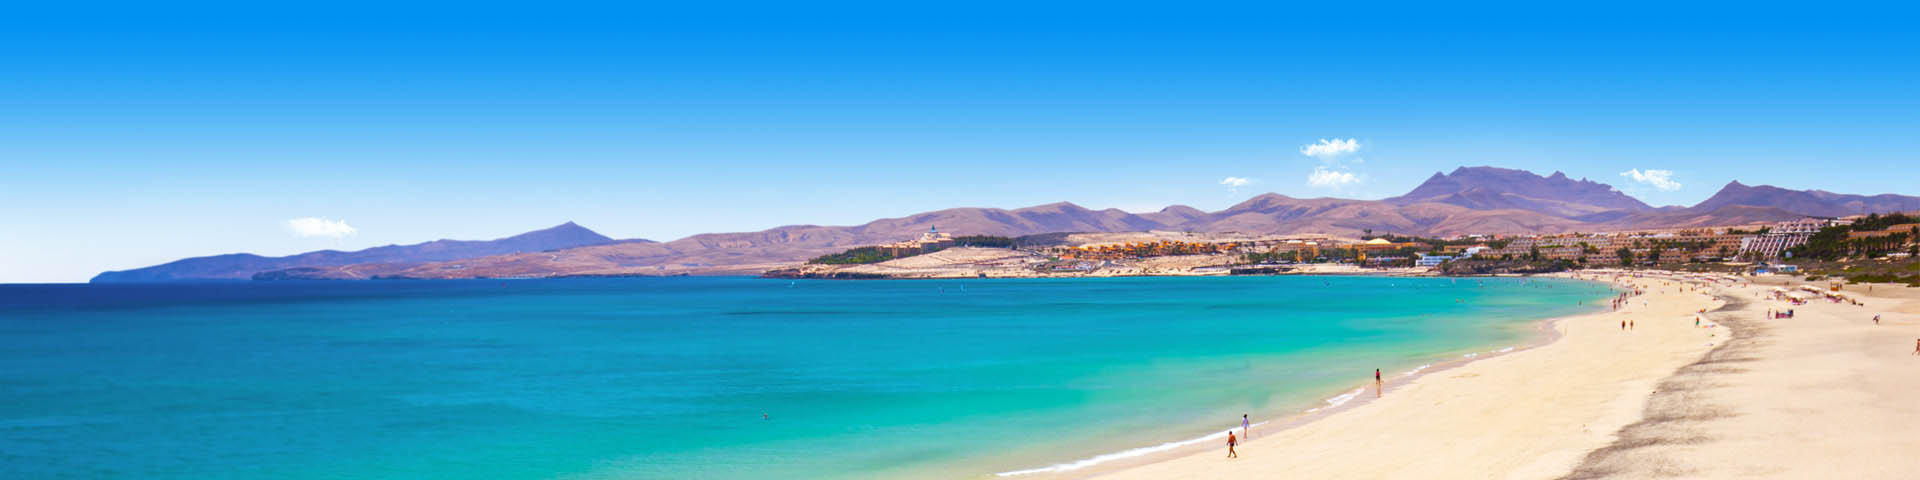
(766, 213, 1920, 280)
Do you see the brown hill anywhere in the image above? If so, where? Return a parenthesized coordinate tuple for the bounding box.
(1690, 181, 1920, 217)
(94, 222, 619, 283)
(1386, 166, 1653, 217)
(134, 166, 1920, 281)
(274, 197, 1595, 280)
(1602, 204, 1805, 230)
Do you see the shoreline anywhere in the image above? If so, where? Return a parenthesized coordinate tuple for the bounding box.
(987, 275, 1619, 479)
(1082, 270, 1726, 479)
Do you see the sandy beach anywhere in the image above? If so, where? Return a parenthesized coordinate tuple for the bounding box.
(1069, 271, 1920, 479)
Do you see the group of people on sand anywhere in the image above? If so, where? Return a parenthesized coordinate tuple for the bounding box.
(1609, 290, 1638, 312)
(1759, 284, 1919, 357)
(1219, 277, 1920, 463)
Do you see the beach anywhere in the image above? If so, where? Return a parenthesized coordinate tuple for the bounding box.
(1083, 271, 1920, 479)
(1561, 276, 1920, 478)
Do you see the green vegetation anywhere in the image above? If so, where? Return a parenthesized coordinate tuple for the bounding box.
(1323, 247, 1361, 262)
(806, 235, 1022, 265)
(1438, 258, 1575, 275)
(1843, 271, 1920, 287)
(1376, 234, 1491, 251)
(1616, 247, 1635, 267)
(1242, 251, 1299, 264)
(1851, 212, 1917, 231)
(1646, 239, 1712, 251)
(952, 235, 1019, 248)
(1789, 213, 1918, 260)
(807, 247, 903, 265)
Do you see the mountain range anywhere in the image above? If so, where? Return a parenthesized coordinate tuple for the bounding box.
(91, 222, 620, 282)
(91, 167, 1920, 282)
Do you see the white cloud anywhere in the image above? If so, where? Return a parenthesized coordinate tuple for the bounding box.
(1307, 166, 1361, 188)
(1299, 138, 1361, 158)
(286, 217, 357, 238)
(1619, 168, 1682, 192)
(1219, 176, 1253, 192)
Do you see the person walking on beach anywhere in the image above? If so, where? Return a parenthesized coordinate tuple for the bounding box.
(1874, 315, 1880, 325)
(1621, 320, 1626, 330)
(1226, 431, 1238, 458)
(1242, 414, 1250, 439)
(1630, 319, 1635, 330)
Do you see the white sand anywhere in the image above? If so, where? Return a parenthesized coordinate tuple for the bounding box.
(1560, 277, 1920, 478)
(1080, 273, 1731, 479)
(1068, 272, 1920, 479)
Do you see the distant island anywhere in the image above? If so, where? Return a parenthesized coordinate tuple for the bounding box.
(92, 166, 1920, 283)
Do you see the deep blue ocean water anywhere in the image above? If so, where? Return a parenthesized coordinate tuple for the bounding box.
(0, 276, 1609, 478)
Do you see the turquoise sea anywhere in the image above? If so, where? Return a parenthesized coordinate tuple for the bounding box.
(0, 276, 1610, 478)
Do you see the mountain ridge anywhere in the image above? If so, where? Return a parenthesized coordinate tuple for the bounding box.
(1690, 180, 1920, 217)
(90, 222, 621, 283)
(98, 168, 1920, 281)
(1385, 166, 1654, 216)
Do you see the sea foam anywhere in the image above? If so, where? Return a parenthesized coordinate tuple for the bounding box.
(995, 421, 1271, 476)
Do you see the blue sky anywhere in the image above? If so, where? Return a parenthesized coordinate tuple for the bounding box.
(5, 2, 1919, 282)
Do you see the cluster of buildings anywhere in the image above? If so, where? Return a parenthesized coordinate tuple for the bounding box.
(1268, 237, 1433, 259)
(870, 215, 1900, 271)
(1051, 240, 1242, 260)
(1050, 236, 1439, 265)
(1475, 218, 1852, 265)
(1216, 216, 1869, 268)
(877, 227, 955, 258)
(1738, 218, 1830, 260)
